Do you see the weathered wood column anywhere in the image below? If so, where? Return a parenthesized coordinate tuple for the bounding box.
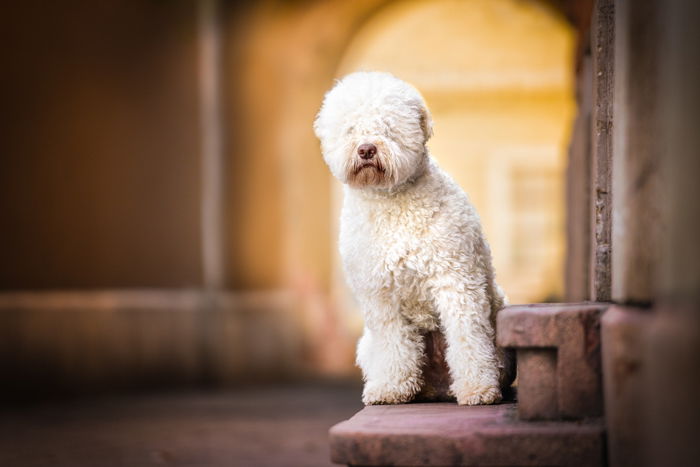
(589, 0, 614, 301)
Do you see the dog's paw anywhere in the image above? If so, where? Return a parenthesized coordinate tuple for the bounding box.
(362, 379, 420, 405)
(454, 385, 502, 406)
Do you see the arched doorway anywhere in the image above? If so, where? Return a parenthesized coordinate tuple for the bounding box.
(330, 0, 576, 332)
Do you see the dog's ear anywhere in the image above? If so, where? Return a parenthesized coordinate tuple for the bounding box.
(313, 106, 325, 141)
(419, 104, 433, 142)
(312, 113, 322, 139)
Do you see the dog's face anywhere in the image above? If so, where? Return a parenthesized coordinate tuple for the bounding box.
(314, 72, 433, 190)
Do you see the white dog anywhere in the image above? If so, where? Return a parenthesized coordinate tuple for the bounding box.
(314, 71, 513, 406)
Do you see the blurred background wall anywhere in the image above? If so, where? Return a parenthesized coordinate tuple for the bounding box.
(0, 0, 585, 396)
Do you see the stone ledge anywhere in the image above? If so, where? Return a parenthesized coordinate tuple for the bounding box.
(497, 303, 607, 420)
(330, 402, 605, 466)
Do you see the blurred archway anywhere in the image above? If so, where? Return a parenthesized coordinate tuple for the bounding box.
(330, 0, 576, 336)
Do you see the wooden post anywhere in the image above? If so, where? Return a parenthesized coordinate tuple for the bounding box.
(590, 0, 614, 301)
(565, 56, 593, 302)
(611, 0, 663, 303)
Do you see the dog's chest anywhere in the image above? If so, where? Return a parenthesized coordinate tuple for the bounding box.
(339, 196, 438, 298)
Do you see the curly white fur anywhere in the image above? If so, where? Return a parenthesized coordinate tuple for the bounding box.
(314, 71, 511, 406)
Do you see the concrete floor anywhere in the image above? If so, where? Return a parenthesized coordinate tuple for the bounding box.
(0, 382, 363, 467)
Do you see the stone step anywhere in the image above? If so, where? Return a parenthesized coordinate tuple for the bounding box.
(497, 302, 607, 420)
(330, 303, 611, 466)
(330, 402, 605, 466)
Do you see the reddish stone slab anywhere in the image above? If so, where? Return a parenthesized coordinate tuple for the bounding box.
(517, 349, 558, 420)
(497, 303, 607, 420)
(330, 402, 605, 466)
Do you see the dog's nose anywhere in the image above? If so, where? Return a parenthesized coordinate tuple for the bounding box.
(358, 143, 377, 160)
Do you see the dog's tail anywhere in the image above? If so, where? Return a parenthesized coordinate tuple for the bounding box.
(493, 283, 509, 310)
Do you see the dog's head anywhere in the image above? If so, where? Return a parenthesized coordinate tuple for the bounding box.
(314, 71, 433, 190)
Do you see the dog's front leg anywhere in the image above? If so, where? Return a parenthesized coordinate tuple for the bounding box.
(430, 277, 502, 405)
(356, 303, 424, 405)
